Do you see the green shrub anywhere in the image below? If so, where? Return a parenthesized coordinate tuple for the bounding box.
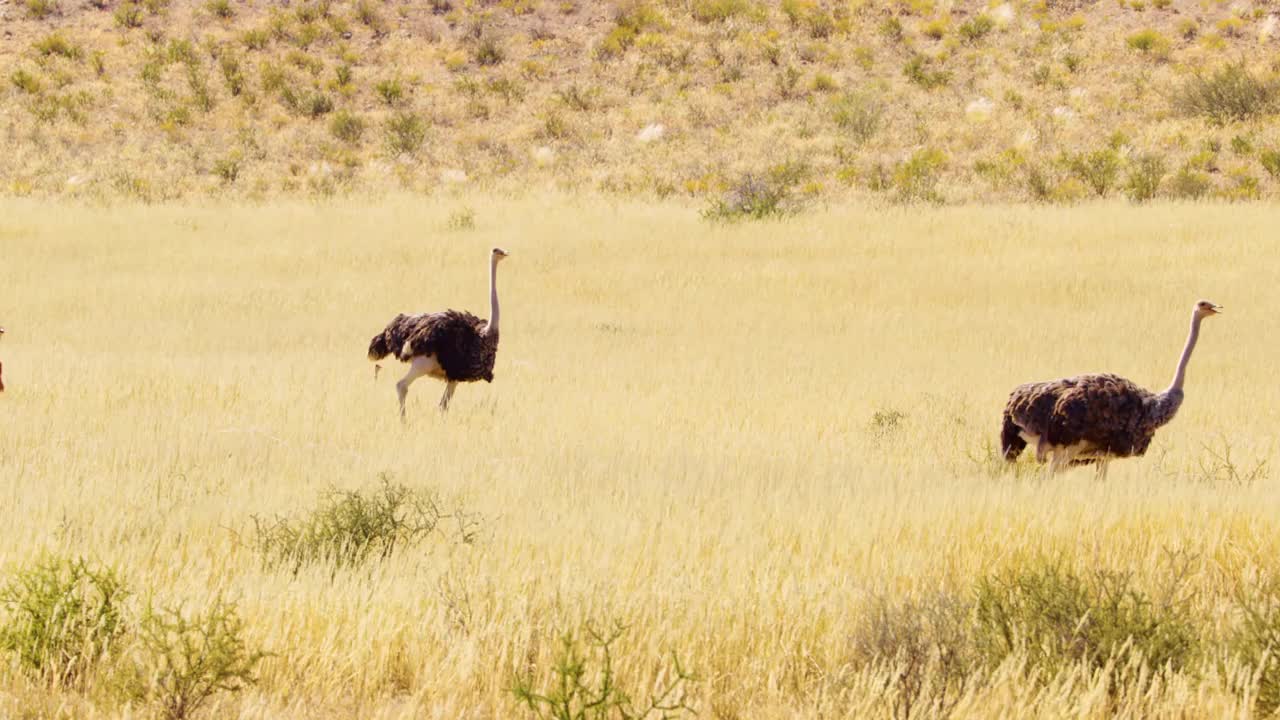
(879, 16, 904, 42)
(355, 0, 389, 34)
(849, 592, 973, 719)
(973, 559, 1197, 677)
(375, 77, 404, 105)
(691, 0, 751, 23)
(1219, 167, 1261, 201)
(512, 622, 697, 720)
(212, 152, 241, 184)
(702, 165, 808, 221)
(253, 477, 464, 573)
(329, 110, 365, 143)
(11, 68, 42, 94)
(903, 54, 951, 89)
(25, 0, 58, 19)
(1125, 28, 1170, 58)
(219, 54, 245, 96)
(0, 556, 128, 685)
(301, 91, 333, 117)
(206, 0, 233, 18)
(958, 14, 995, 42)
(1124, 153, 1166, 202)
(831, 92, 882, 145)
(241, 28, 271, 50)
(892, 148, 947, 203)
(1167, 166, 1213, 198)
(1067, 148, 1121, 196)
(114, 2, 144, 27)
(1258, 149, 1280, 179)
(385, 111, 427, 155)
(34, 33, 84, 61)
(474, 35, 505, 66)
(1175, 62, 1280, 126)
(130, 598, 265, 720)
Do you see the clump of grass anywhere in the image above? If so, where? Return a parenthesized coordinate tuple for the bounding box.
(1167, 165, 1212, 199)
(330, 110, 365, 143)
(691, 0, 751, 23)
(903, 54, 951, 89)
(474, 35, 505, 66)
(597, 1, 667, 60)
(1124, 152, 1166, 202)
(219, 53, 245, 96)
(11, 68, 42, 94)
(1125, 28, 1171, 59)
(128, 598, 265, 720)
(34, 33, 84, 61)
(1260, 148, 1280, 179)
(114, 2, 144, 28)
(212, 152, 241, 185)
(958, 14, 995, 42)
(512, 621, 698, 720)
(0, 556, 128, 685)
(384, 111, 427, 156)
(831, 92, 882, 145)
(241, 27, 270, 50)
(1175, 61, 1280, 126)
(25, 0, 59, 19)
(252, 477, 466, 573)
(375, 77, 405, 105)
(446, 207, 476, 231)
(973, 557, 1198, 678)
(206, 0, 233, 19)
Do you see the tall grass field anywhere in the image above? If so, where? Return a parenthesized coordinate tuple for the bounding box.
(1, 197, 1279, 718)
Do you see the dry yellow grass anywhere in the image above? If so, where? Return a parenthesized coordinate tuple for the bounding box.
(1, 197, 1279, 718)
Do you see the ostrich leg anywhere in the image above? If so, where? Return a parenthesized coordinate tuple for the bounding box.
(439, 381, 457, 412)
(396, 357, 432, 421)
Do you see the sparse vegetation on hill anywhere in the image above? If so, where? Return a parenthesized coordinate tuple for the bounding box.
(4, 0, 1280, 203)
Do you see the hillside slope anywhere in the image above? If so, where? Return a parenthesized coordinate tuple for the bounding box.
(3, 0, 1280, 203)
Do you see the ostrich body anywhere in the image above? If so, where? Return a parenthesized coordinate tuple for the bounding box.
(1001, 300, 1221, 476)
(368, 248, 507, 417)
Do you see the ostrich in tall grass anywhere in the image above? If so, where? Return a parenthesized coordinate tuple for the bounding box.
(1001, 300, 1222, 477)
(367, 248, 508, 418)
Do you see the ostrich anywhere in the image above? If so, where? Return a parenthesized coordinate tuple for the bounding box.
(1000, 300, 1222, 477)
(367, 248, 508, 418)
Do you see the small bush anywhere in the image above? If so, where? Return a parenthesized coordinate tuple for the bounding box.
(1219, 167, 1261, 201)
(355, 0, 389, 35)
(241, 28, 270, 50)
(212, 153, 241, 184)
(702, 165, 807, 221)
(11, 68, 42, 94)
(1175, 62, 1280, 126)
(25, 0, 58, 19)
(512, 622, 697, 720)
(880, 16, 904, 42)
(691, 0, 751, 22)
(0, 556, 128, 685)
(1166, 166, 1212, 199)
(130, 598, 265, 720)
(253, 477, 464, 573)
(1125, 28, 1170, 58)
(892, 148, 947, 203)
(384, 111, 427, 156)
(300, 92, 333, 118)
(832, 93, 882, 145)
(206, 0, 233, 18)
(1260, 149, 1280, 179)
(1124, 153, 1166, 202)
(219, 54, 245, 96)
(330, 110, 365, 143)
(922, 18, 947, 39)
(375, 77, 404, 105)
(474, 35, 505, 66)
(973, 559, 1197, 678)
(114, 2, 144, 27)
(34, 33, 84, 61)
(1067, 148, 1121, 196)
(849, 592, 973, 719)
(903, 54, 951, 89)
(958, 14, 995, 42)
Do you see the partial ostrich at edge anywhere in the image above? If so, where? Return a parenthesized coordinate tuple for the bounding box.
(368, 248, 508, 418)
(1001, 300, 1222, 476)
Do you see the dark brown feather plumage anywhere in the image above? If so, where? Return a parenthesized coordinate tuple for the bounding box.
(367, 310, 498, 383)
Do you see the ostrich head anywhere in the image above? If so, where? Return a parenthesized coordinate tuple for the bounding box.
(492, 247, 509, 263)
(1195, 300, 1222, 318)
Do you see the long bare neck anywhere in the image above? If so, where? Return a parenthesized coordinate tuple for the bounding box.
(486, 256, 500, 336)
(1166, 311, 1203, 394)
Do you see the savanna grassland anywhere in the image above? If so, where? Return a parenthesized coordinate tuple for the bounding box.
(1, 197, 1279, 718)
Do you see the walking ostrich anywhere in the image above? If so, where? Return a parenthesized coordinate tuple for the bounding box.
(367, 248, 508, 418)
(1001, 300, 1222, 477)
